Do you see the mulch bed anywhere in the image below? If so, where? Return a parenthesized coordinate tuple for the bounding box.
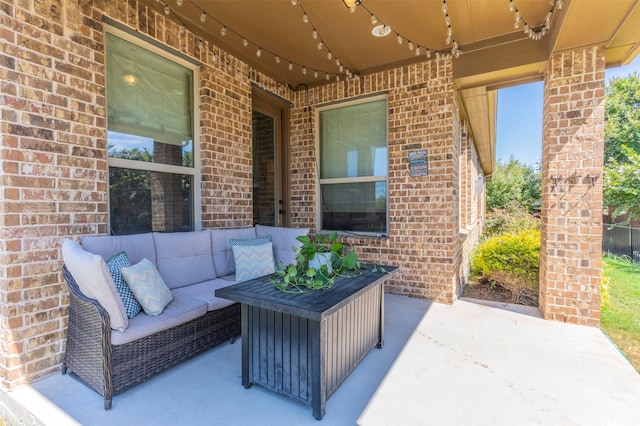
(462, 279, 526, 304)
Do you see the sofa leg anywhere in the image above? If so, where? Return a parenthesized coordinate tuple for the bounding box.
(61, 364, 68, 375)
(104, 398, 112, 410)
(230, 336, 236, 344)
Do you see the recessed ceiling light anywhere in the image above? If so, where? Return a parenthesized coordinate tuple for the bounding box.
(372, 25, 391, 38)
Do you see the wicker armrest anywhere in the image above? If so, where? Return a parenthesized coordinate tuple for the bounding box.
(62, 266, 114, 409)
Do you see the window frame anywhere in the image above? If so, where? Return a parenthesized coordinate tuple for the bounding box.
(316, 94, 389, 236)
(105, 26, 201, 232)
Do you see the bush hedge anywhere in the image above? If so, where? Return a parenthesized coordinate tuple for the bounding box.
(471, 229, 540, 305)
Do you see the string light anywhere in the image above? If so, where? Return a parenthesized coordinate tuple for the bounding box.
(302, 13, 309, 24)
(256, 48, 262, 57)
(176, 0, 183, 7)
(509, 0, 561, 41)
(220, 26, 227, 36)
(242, 38, 248, 47)
(370, 14, 377, 25)
(199, 11, 206, 23)
(164, 4, 170, 15)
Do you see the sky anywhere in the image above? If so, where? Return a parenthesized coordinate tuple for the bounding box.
(496, 54, 640, 166)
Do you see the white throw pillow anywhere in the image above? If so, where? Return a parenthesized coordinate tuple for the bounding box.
(122, 259, 174, 317)
(61, 239, 128, 332)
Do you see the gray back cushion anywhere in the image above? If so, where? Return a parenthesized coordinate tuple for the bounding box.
(81, 233, 156, 265)
(210, 227, 257, 276)
(153, 231, 217, 289)
(255, 225, 309, 268)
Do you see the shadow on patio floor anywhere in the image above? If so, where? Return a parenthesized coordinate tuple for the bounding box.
(3, 294, 640, 425)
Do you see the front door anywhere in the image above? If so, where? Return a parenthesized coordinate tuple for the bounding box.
(252, 91, 289, 226)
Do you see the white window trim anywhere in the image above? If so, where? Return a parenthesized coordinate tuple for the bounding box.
(105, 25, 202, 231)
(315, 93, 389, 236)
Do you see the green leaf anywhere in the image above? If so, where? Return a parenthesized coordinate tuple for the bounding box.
(343, 251, 357, 270)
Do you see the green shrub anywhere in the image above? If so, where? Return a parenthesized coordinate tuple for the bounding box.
(471, 229, 540, 305)
(484, 201, 540, 238)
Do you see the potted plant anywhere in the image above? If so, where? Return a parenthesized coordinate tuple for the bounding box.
(270, 232, 362, 293)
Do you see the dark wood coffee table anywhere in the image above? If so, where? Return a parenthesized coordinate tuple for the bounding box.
(216, 265, 397, 420)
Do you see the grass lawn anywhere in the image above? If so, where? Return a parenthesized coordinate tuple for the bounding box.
(601, 255, 640, 372)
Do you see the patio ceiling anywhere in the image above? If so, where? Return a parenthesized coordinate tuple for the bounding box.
(134, 0, 640, 174)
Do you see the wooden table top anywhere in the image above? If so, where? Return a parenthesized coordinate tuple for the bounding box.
(216, 264, 397, 321)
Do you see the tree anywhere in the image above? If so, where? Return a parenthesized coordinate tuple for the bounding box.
(486, 157, 541, 212)
(604, 73, 640, 223)
(605, 73, 640, 163)
(604, 145, 640, 221)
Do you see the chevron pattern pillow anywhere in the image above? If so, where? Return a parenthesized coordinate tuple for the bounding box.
(230, 237, 276, 282)
(121, 258, 173, 316)
(107, 251, 142, 319)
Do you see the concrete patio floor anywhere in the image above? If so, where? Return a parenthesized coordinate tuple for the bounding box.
(3, 294, 639, 425)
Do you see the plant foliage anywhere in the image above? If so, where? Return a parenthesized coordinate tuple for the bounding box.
(604, 73, 640, 224)
(471, 229, 540, 305)
(270, 232, 364, 293)
(483, 201, 540, 238)
(486, 157, 541, 212)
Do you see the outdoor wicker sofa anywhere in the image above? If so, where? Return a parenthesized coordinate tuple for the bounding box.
(60, 225, 308, 409)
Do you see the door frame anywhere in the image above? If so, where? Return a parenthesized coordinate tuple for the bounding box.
(251, 87, 291, 227)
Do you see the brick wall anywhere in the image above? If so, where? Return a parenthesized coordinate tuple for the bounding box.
(0, 0, 481, 389)
(0, 0, 291, 389)
(459, 122, 484, 291)
(289, 59, 467, 302)
(540, 45, 605, 326)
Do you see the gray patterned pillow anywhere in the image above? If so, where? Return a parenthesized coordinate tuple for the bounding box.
(107, 251, 142, 319)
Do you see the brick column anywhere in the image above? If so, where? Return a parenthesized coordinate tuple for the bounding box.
(540, 46, 605, 326)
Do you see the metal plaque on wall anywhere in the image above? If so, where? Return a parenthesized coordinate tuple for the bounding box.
(408, 150, 428, 177)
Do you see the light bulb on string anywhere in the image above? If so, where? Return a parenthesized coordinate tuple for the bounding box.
(371, 14, 377, 25)
(176, 0, 183, 7)
(242, 38, 248, 47)
(164, 4, 170, 15)
(288, 62, 293, 71)
(220, 26, 227, 36)
(303, 14, 309, 24)
(317, 41, 323, 50)
(200, 11, 206, 23)
(327, 51, 332, 60)
(312, 29, 318, 39)
(408, 41, 414, 51)
(397, 34, 402, 44)
(256, 48, 262, 57)
(302, 67, 307, 75)
(314, 70, 318, 78)
(275, 56, 280, 63)
(326, 73, 330, 81)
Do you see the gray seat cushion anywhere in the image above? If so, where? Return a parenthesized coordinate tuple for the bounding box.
(82, 233, 156, 265)
(172, 278, 237, 311)
(153, 231, 217, 289)
(111, 294, 207, 345)
(255, 225, 309, 268)
(210, 227, 257, 276)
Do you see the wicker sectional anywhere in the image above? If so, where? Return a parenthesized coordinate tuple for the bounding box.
(60, 226, 307, 409)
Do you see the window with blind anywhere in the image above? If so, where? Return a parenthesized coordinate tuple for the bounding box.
(318, 96, 388, 235)
(106, 31, 197, 235)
